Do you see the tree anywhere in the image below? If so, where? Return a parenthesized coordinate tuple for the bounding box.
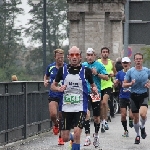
(25, 0, 68, 70)
(141, 46, 150, 67)
(0, 0, 25, 81)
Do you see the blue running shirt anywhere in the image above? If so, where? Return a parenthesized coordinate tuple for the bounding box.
(45, 62, 66, 98)
(124, 67, 150, 94)
(82, 61, 107, 93)
(116, 70, 130, 99)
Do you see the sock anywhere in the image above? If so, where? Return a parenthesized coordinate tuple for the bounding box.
(134, 122, 140, 136)
(140, 117, 147, 129)
(84, 120, 90, 134)
(102, 119, 105, 124)
(72, 143, 80, 150)
(94, 122, 100, 133)
(121, 120, 127, 131)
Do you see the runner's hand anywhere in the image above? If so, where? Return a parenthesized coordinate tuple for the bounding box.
(131, 79, 135, 86)
(44, 80, 49, 87)
(145, 80, 150, 88)
(91, 68, 98, 75)
(58, 85, 67, 92)
(91, 86, 98, 95)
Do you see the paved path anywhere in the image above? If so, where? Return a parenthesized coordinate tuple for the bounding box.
(1, 109, 150, 150)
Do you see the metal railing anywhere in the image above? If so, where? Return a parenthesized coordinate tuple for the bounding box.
(0, 81, 52, 146)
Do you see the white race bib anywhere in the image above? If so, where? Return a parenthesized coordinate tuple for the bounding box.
(64, 94, 80, 104)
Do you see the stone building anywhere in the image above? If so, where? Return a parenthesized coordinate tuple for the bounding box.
(67, 0, 126, 61)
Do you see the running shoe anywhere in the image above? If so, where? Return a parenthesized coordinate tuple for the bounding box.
(93, 134, 100, 148)
(58, 137, 64, 145)
(101, 124, 105, 133)
(53, 125, 59, 135)
(134, 136, 140, 144)
(122, 131, 129, 137)
(140, 127, 147, 139)
(104, 122, 109, 130)
(84, 137, 91, 146)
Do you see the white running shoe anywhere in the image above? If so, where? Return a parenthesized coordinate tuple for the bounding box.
(93, 134, 100, 148)
(84, 136, 91, 146)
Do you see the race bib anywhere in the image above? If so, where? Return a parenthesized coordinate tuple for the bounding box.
(90, 93, 101, 102)
(64, 94, 80, 104)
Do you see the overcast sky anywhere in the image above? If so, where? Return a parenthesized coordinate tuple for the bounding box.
(15, 0, 68, 47)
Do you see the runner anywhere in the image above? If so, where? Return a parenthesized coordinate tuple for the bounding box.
(51, 46, 98, 150)
(114, 57, 133, 137)
(44, 49, 65, 145)
(82, 48, 108, 147)
(123, 52, 150, 144)
(97, 47, 116, 133)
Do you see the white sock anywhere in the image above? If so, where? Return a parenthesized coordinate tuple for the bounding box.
(140, 117, 147, 129)
(134, 122, 140, 136)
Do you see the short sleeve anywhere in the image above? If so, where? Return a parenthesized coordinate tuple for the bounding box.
(124, 69, 131, 82)
(98, 62, 108, 75)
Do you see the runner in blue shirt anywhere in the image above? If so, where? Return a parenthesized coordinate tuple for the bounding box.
(123, 52, 150, 144)
(114, 57, 133, 137)
(44, 49, 65, 145)
(82, 48, 108, 148)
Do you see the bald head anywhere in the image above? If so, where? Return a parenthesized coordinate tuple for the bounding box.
(68, 46, 82, 66)
(68, 46, 81, 54)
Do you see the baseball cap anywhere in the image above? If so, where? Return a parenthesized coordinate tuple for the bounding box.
(86, 48, 95, 54)
(122, 57, 131, 62)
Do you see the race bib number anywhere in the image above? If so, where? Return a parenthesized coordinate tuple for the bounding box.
(90, 93, 101, 102)
(64, 94, 80, 104)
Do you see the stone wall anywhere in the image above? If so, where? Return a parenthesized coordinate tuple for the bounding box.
(67, 0, 125, 61)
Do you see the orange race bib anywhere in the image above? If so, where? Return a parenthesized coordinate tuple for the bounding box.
(90, 93, 101, 102)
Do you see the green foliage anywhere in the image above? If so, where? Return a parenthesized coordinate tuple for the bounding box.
(25, 0, 68, 65)
(0, 0, 69, 81)
(141, 46, 150, 67)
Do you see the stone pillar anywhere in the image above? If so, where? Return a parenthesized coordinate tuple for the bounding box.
(67, 0, 126, 60)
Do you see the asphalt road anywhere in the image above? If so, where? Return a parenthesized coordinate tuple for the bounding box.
(1, 109, 150, 150)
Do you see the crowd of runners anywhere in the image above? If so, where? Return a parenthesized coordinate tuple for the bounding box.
(44, 46, 150, 150)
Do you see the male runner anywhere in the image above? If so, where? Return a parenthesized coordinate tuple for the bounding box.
(123, 52, 150, 144)
(97, 47, 116, 133)
(51, 46, 98, 150)
(44, 49, 65, 145)
(114, 57, 133, 137)
(82, 48, 108, 147)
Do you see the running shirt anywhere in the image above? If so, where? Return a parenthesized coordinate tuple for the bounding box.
(55, 64, 94, 112)
(124, 67, 150, 94)
(97, 59, 113, 90)
(116, 70, 130, 99)
(82, 61, 108, 93)
(45, 62, 66, 98)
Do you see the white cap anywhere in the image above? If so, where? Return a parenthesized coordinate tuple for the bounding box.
(86, 48, 95, 54)
(122, 57, 131, 62)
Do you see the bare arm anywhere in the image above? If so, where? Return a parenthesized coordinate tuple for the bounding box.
(91, 68, 109, 80)
(97, 74, 109, 80)
(44, 74, 49, 87)
(122, 79, 135, 88)
(51, 80, 67, 92)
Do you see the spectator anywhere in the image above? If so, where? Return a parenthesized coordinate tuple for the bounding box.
(11, 75, 18, 81)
